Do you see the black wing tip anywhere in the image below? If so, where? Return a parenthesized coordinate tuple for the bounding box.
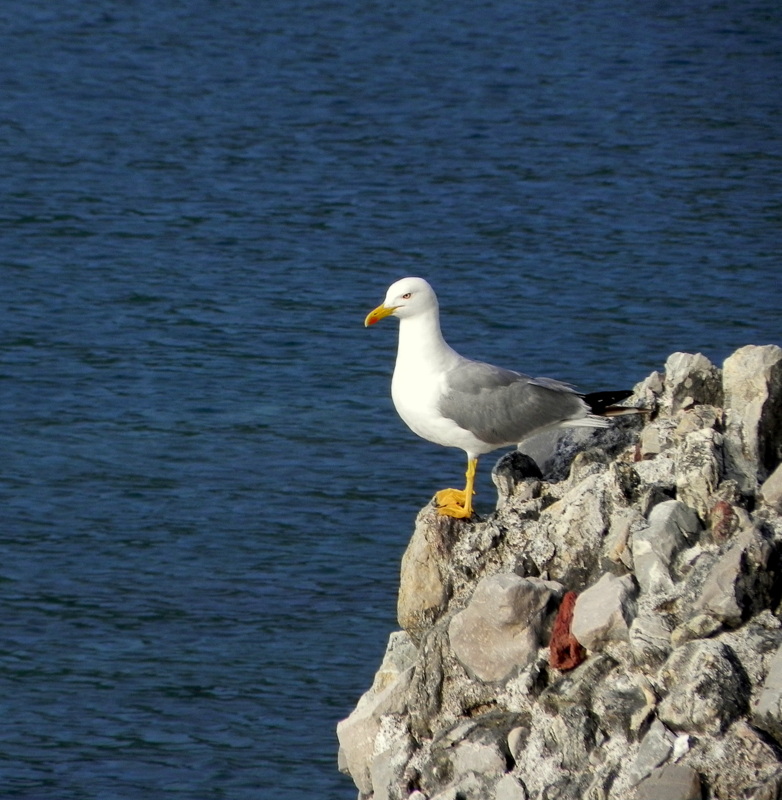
(583, 389, 634, 414)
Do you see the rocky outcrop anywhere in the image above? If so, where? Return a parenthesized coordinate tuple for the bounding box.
(338, 345, 782, 800)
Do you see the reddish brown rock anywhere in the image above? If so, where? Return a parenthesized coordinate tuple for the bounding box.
(549, 591, 586, 671)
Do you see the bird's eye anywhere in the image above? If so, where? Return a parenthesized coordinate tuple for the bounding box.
(402, 293, 412, 299)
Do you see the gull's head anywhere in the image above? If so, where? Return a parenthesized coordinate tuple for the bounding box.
(364, 277, 438, 326)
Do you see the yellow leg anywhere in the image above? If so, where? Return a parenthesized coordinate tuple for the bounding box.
(435, 458, 478, 519)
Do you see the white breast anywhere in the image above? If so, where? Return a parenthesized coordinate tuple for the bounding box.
(391, 356, 489, 454)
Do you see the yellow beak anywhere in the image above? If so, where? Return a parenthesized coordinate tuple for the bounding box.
(364, 303, 398, 327)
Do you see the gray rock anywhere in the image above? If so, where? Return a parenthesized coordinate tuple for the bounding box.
(421, 713, 525, 800)
(627, 718, 676, 786)
(661, 351, 722, 414)
(494, 773, 527, 800)
(338, 347, 782, 800)
(753, 642, 782, 744)
(658, 640, 748, 735)
(694, 525, 774, 626)
(372, 630, 418, 694)
(592, 672, 654, 736)
(531, 471, 612, 589)
(629, 608, 674, 667)
(632, 500, 700, 595)
(759, 463, 782, 514)
(371, 731, 414, 800)
(675, 427, 723, 520)
(449, 573, 562, 682)
(336, 666, 413, 795)
(571, 572, 637, 651)
(722, 344, 782, 494)
(398, 508, 455, 641)
(540, 653, 617, 714)
(635, 764, 702, 800)
(491, 450, 542, 509)
(670, 613, 723, 647)
(639, 424, 664, 459)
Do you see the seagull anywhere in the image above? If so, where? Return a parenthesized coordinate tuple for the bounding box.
(364, 276, 637, 519)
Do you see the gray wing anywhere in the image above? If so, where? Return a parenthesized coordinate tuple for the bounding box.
(438, 359, 587, 445)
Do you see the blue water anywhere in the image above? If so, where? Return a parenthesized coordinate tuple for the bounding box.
(1, 1, 780, 797)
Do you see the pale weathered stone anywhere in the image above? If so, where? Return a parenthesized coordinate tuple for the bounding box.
(605, 507, 645, 569)
(635, 764, 701, 800)
(491, 451, 542, 509)
(753, 642, 782, 744)
(571, 572, 636, 651)
(337, 667, 413, 795)
(694, 525, 774, 625)
(533, 471, 611, 589)
(632, 500, 700, 595)
(759, 463, 782, 514)
(494, 773, 527, 800)
(629, 607, 673, 667)
(627, 718, 676, 786)
(449, 573, 562, 682)
(398, 509, 453, 640)
(723, 344, 782, 493)
(371, 726, 414, 800)
(451, 738, 506, 781)
(675, 427, 723, 519)
(661, 351, 722, 414)
(372, 630, 418, 694)
(421, 714, 524, 800)
(592, 672, 652, 735)
(639, 424, 663, 458)
(670, 613, 723, 647)
(674, 404, 721, 437)
(658, 640, 748, 735)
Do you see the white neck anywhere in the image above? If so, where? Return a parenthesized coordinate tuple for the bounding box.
(395, 308, 458, 373)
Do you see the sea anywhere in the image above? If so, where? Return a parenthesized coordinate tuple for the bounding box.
(1, 1, 780, 798)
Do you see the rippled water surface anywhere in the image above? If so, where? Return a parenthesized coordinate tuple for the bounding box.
(2, 1, 781, 797)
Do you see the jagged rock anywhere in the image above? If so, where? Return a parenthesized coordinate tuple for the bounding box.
(675, 427, 723, 519)
(629, 602, 674, 667)
(530, 471, 611, 588)
(571, 572, 637, 651)
(639, 424, 663, 459)
(540, 653, 617, 714)
(339, 347, 782, 800)
(760, 463, 782, 514)
(658, 640, 748, 735)
(398, 508, 456, 641)
(694, 524, 775, 625)
(661, 351, 723, 414)
(491, 451, 542, 509)
(370, 718, 415, 800)
(670, 613, 723, 647)
(702, 720, 782, 799)
(605, 507, 645, 569)
(753, 642, 782, 744)
(592, 671, 654, 735)
(632, 500, 701, 595)
(420, 713, 525, 800)
(635, 764, 702, 800)
(448, 573, 562, 682)
(493, 773, 527, 800)
(373, 631, 418, 693)
(627, 718, 676, 786)
(337, 665, 413, 795)
(723, 344, 782, 494)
